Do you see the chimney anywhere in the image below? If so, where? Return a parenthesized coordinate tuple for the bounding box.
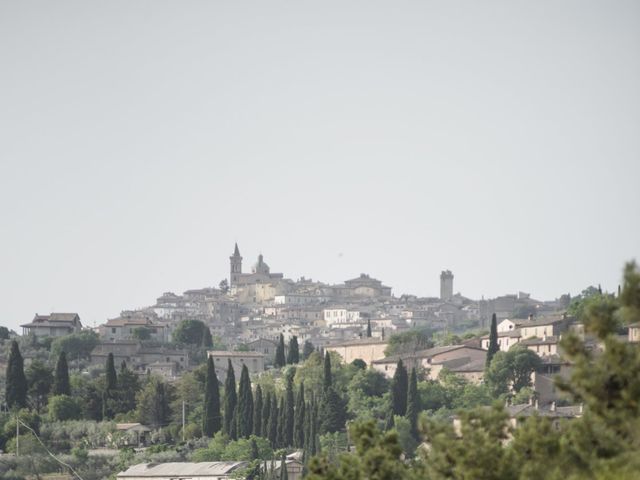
(550, 401, 556, 412)
(528, 314, 534, 321)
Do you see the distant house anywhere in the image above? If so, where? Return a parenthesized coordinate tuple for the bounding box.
(90, 341, 189, 379)
(506, 401, 583, 430)
(117, 462, 248, 480)
(115, 423, 152, 447)
(207, 350, 266, 377)
(21, 313, 82, 337)
(480, 329, 522, 352)
(98, 313, 167, 342)
(246, 338, 279, 358)
(629, 322, 640, 343)
(325, 338, 389, 366)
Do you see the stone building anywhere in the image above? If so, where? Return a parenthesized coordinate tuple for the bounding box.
(21, 313, 82, 337)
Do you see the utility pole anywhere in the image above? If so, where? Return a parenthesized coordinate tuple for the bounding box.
(182, 400, 185, 443)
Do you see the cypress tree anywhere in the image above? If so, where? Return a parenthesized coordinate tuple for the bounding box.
(237, 364, 254, 438)
(53, 351, 70, 396)
(5, 340, 27, 409)
(323, 351, 332, 391)
(223, 360, 237, 435)
(202, 326, 214, 348)
(229, 406, 238, 440)
(105, 353, 117, 391)
(267, 393, 278, 446)
(486, 313, 499, 367)
(310, 398, 318, 455)
(203, 356, 222, 437)
(262, 390, 272, 437)
(406, 367, 420, 440)
(294, 382, 305, 448)
(303, 398, 311, 451)
(277, 396, 286, 448)
(275, 334, 286, 368)
(287, 336, 299, 364)
(302, 341, 315, 361)
(366, 318, 372, 338)
(391, 359, 408, 416)
(284, 374, 295, 446)
(320, 386, 346, 434)
(253, 384, 263, 437)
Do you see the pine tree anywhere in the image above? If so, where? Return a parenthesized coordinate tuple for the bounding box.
(5, 340, 27, 409)
(366, 318, 372, 338)
(284, 374, 295, 446)
(287, 336, 299, 364)
(253, 384, 263, 437)
(262, 390, 272, 437)
(223, 360, 237, 435)
(486, 313, 499, 367)
(275, 334, 286, 368)
(267, 393, 278, 446)
(237, 364, 254, 438)
(53, 351, 70, 396)
(406, 367, 420, 440)
(323, 351, 332, 391)
(294, 382, 305, 448)
(391, 359, 408, 416)
(203, 356, 222, 437)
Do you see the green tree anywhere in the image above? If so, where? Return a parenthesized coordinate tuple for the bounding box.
(132, 326, 153, 341)
(173, 319, 211, 346)
(279, 453, 288, 480)
(277, 396, 286, 448)
(262, 390, 272, 437)
(48, 394, 82, 421)
(50, 331, 99, 362)
(5, 340, 27, 409)
(267, 393, 278, 446)
(203, 326, 214, 348)
(287, 336, 299, 364)
(203, 356, 222, 437)
(284, 372, 295, 446)
(405, 367, 419, 441)
(485, 346, 542, 396)
(253, 384, 263, 437)
(366, 318, 372, 338)
(136, 377, 173, 428)
(26, 360, 53, 412)
(105, 352, 117, 390)
(391, 359, 408, 416)
(302, 341, 315, 360)
(323, 351, 332, 391)
(275, 334, 286, 368)
(294, 382, 305, 448)
(486, 313, 499, 367)
(0, 326, 10, 340)
(223, 360, 237, 436)
(385, 328, 433, 356)
(52, 351, 70, 396)
(237, 364, 254, 438)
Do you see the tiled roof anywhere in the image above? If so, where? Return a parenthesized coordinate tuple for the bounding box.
(118, 462, 247, 478)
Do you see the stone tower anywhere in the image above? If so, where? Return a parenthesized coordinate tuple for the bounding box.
(230, 243, 243, 286)
(440, 270, 454, 301)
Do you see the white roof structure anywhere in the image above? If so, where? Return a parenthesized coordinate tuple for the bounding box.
(117, 462, 248, 479)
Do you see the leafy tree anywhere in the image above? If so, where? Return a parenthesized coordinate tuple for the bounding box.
(384, 328, 433, 356)
(5, 340, 27, 409)
(48, 394, 82, 421)
(219, 279, 230, 294)
(203, 356, 222, 437)
(136, 377, 173, 428)
(237, 364, 254, 438)
(287, 336, 299, 364)
(50, 331, 99, 361)
(223, 360, 237, 435)
(26, 360, 53, 412)
(302, 340, 315, 360)
(52, 351, 70, 396)
(485, 346, 542, 396)
(405, 367, 419, 440)
(0, 326, 10, 340)
(486, 313, 499, 367)
(391, 359, 408, 416)
(173, 319, 211, 346)
(113, 361, 141, 415)
(253, 384, 263, 437)
(351, 358, 367, 370)
(132, 326, 153, 341)
(275, 334, 286, 368)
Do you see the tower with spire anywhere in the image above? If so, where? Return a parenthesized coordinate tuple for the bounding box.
(230, 243, 243, 286)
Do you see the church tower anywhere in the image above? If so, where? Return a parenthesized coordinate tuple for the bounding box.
(230, 243, 243, 286)
(440, 270, 454, 301)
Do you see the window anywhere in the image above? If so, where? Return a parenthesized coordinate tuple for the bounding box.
(112, 328, 116, 334)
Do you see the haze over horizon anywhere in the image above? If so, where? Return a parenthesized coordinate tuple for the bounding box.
(1, 1, 639, 331)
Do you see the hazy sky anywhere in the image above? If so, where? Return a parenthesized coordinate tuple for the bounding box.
(1, 1, 639, 331)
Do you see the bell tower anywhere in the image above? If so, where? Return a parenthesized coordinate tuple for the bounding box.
(230, 243, 243, 286)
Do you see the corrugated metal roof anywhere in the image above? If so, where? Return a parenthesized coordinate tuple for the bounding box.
(118, 462, 248, 477)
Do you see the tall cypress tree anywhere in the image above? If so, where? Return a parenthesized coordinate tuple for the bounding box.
(275, 334, 286, 368)
(5, 340, 27, 409)
(267, 393, 278, 446)
(203, 356, 222, 437)
(391, 359, 408, 416)
(202, 326, 214, 348)
(310, 397, 318, 455)
(253, 384, 263, 437)
(287, 336, 299, 364)
(486, 313, 499, 367)
(229, 406, 238, 440)
(294, 382, 305, 448)
(284, 374, 295, 446)
(262, 390, 272, 437)
(366, 318, 372, 338)
(53, 351, 70, 396)
(323, 351, 332, 391)
(303, 398, 311, 451)
(237, 364, 254, 438)
(277, 396, 286, 448)
(406, 367, 420, 440)
(105, 353, 117, 390)
(223, 360, 237, 435)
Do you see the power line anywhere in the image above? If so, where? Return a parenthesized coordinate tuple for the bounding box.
(16, 418, 86, 480)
